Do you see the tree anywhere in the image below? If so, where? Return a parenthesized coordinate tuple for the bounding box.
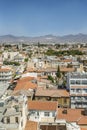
(56, 65, 61, 79)
(47, 75, 54, 83)
(56, 65, 61, 85)
(38, 42, 40, 47)
(24, 58, 28, 62)
(28, 51, 32, 58)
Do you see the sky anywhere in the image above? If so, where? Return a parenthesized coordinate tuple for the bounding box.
(0, 0, 87, 36)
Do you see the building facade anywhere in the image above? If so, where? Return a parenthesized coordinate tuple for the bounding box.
(0, 68, 13, 84)
(67, 72, 87, 108)
(0, 95, 28, 130)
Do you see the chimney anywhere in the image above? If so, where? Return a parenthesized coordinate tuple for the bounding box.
(62, 109, 67, 114)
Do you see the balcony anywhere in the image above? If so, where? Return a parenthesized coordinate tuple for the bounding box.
(82, 98, 87, 102)
(71, 100, 75, 103)
(76, 99, 82, 102)
(41, 117, 55, 123)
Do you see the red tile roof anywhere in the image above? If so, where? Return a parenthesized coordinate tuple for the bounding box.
(80, 127, 87, 130)
(60, 67, 75, 72)
(35, 87, 69, 97)
(28, 101, 58, 111)
(14, 76, 37, 91)
(18, 76, 34, 82)
(25, 121, 37, 130)
(14, 81, 37, 91)
(57, 108, 87, 125)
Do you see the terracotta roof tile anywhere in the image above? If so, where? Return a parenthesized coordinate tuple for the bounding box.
(80, 127, 87, 130)
(25, 121, 37, 130)
(61, 59, 72, 62)
(18, 76, 34, 82)
(60, 67, 75, 72)
(35, 87, 69, 97)
(57, 108, 87, 125)
(14, 81, 37, 91)
(28, 100, 58, 111)
(78, 117, 87, 125)
(14, 76, 37, 91)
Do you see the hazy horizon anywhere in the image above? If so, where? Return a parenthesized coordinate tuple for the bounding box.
(0, 0, 87, 36)
(1, 33, 87, 37)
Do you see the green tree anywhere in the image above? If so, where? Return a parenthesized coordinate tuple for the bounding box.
(38, 42, 40, 47)
(47, 75, 54, 83)
(56, 65, 61, 79)
(24, 58, 28, 62)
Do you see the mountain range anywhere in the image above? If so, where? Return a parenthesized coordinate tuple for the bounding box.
(0, 33, 87, 43)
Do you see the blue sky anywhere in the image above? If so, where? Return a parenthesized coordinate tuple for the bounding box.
(0, 0, 87, 36)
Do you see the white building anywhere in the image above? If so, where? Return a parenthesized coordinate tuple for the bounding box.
(0, 95, 28, 130)
(26, 100, 81, 130)
(0, 68, 13, 84)
(2, 51, 19, 60)
(67, 72, 87, 108)
(28, 101, 58, 122)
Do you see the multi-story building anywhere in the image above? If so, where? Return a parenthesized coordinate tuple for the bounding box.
(28, 101, 58, 122)
(0, 68, 13, 84)
(67, 72, 87, 108)
(26, 100, 81, 130)
(35, 87, 70, 108)
(0, 95, 28, 130)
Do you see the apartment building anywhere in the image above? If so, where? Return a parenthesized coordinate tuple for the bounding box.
(28, 101, 58, 122)
(0, 68, 13, 84)
(67, 72, 87, 108)
(26, 100, 81, 130)
(0, 95, 28, 130)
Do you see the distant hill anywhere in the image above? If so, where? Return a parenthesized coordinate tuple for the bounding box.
(0, 33, 87, 43)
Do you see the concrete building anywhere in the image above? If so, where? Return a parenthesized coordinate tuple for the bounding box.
(0, 68, 13, 84)
(26, 101, 81, 130)
(0, 95, 27, 130)
(28, 101, 58, 122)
(67, 72, 87, 108)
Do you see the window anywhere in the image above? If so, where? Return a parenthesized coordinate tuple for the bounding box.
(44, 112, 49, 116)
(15, 117, 19, 123)
(83, 97, 87, 100)
(77, 97, 82, 100)
(76, 80, 80, 84)
(37, 111, 39, 116)
(64, 98, 67, 103)
(71, 89, 75, 92)
(82, 80, 87, 85)
(76, 89, 81, 93)
(52, 112, 55, 117)
(70, 80, 75, 84)
(7, 117, 10, 124)
(83, 89, 87, 93)
(71, 97, 75, 100)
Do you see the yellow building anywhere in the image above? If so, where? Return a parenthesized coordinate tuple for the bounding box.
(35, 87, 70, 108)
